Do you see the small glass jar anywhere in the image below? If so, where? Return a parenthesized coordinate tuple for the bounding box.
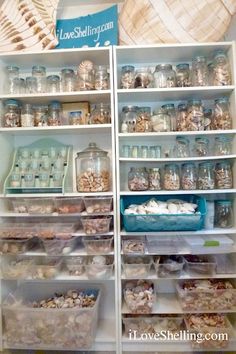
(136, 107, 151, 132)
(207, 62, 214, 86)
(177, 103, 188, 131)
(187, 99, 204, 131)
(181, 163, 197, 190)
(47, 101, 62, 126)
(198, 162, 215, 190)
(121, 106, 139, 133)
(21, 103, 34, 127)
(122, 145, 131, 157)
(215, 200, 233, 228)
(214, 136, 232, 156)
(53, 172, 63, 187)
(154, 64, 176, 88)
(215, 162, 233, 189)
(77, 71, 95, 91)
(121, 65, 135, 89)
(39, 173, 49, 188)
(24, 173, 34, 188)
(32, 65, 46, 93)
(91, 103, 111, 124)
(46, 75, 60, 93)
(161, 104, 176, 131)
(173, 137, 190, 158)
(151, 109, 171, 132)
(148, 146, 161, 158)
(134, 67, 153, 88)
(140, 145, 148, 158)
(26, 76, 37, 94)
(193, 137, 209, 157)
(5, 66, 19, 94)
(128, 167, 149, 191)
(9, 173, 21, 188)
(33, 105, 48, 126)
(95, 65, 109, 90)
(19, 148, 30, 159)
(149, 168, 161, 191)
(203, 108, 213, 130)
(61, 68, 76, 92)
(18, 160, 28, 173)
(191, 56, 208, 86)
(131, 145, 140, 158)
(19, 78, 26, 94)
(164, 164, 180, 190)
(4, 99, 20, 127)
(213, 51, 231, 86)
(176, 63, 191, 87)
(213, 97, 232, 130)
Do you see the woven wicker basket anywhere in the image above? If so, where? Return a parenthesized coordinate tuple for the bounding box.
(119, 0, 236, 44)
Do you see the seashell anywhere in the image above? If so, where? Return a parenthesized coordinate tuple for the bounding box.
(78, 60, 94, 75)
(168, 203, 178, 214)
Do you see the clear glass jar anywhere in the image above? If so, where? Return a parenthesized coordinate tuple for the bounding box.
(215, 162, 233, 189)
(47, 101, 62, 126)
(46, 75, 60, 93)
(131, 145, 140, 158)
(207, 62, 214, 86)
(9, 173, 21, 188)
(187, 99, 204, 131)
(128, 167, 149, 191)
(121, 65, 135, 89)
(39, 173, 49, 188)
(21, 103, 34, 127)
(149, 168, 161, 191)
(154, 64, 176, 88)
(24, 173, 34, 188)
(61, 69, 76, 92)
(193, 137, 209, 157)
(148, 146, 161, 158)
(214, 136, 232, 156)
(121, 106, 139, 133)
(4, 99, 20, 127)
(34, 105, 48, 126)
(91, 103, 111, 124)
(213, 97, 232, 130)
(173, 137, 190, 158)
(76, 143, 110, 192)
(26, 76, 37, 94)
(77, 71, 94, 91)
(213, 51, 231, 86)
(32, 65, 46, 93)
(5, 66, 19, 94)
(161, 103, 176, 131)
(198, 162, 215, 190)
(151, 109, 171, 132)
(136, 107, 151, 132)
(95, 65, 109, 90)
(140, 145, 148, 158)
(19, 78, 26, 94)
(122, 145, 131, 157)
(134, 67, 153, 88)
(177, 103, 188, 131)
(181, 163, 197, 190)
(215, 200, 233, 228)
(176, 63, 191, 87)
(164, 164, 180, 190)
(191, 56, 208, 86)
(203, 108, 213, 130)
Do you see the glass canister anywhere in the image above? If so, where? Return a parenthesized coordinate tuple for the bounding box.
(134, 67, 153, 88)
(198, 162, 215, 190)
(151, 109, 171, 132)
(181, 163, 197, 190)
(77, 70, 95, 91)
(21, 103, 34, 127)
(154, 64, 176, 88)
(215, 162, 233, 189)
(128, 167, 149, 191)
(213, 51, 231, 86)
(187, 99, 204, 131)
(32, 65, 46, 93)
(90, 103, 111, 124)
(26, 76, 37, 94)
(213, 97, 232, 130)
(121, 106, 139, 133)
(5, 66, 19, 94)
(162, 103, 176, 131)
(163, 164, 180, 190)
(47, 101, 62, 126)
(215, 200, 233, 228)
(173, 137, 190, 158)
(177, 103, 188, 131)
(61, 69, 76, 92)
(191, 56, 208, 86)
(76, 143, 110, 192)
(19, 78, 26, 94)
(46, 75, 60, 93)
(121, 65, 135, 89)
(136, 107, 151, 132)
(4, 99, 20, 127)
(33, 105, 48, 126)
(203, 108, 213, 130)
(176, 63, 191, 87)
(193, 137, 209, 157)
(95, 65, 109, 90)
(149, 168, 161, 191)
(214, 136, 232, 156)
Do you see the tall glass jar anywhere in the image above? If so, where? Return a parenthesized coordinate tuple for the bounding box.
(177, 103, 188, 131)
(213, 97, 232, 130)
(26, 76, 37, 94)
(4, 99, 20, 127)
(47, 75, 60, 93)
(173, 137, 190, 158)
(136, 107, 151, 132)
(95, 65, 109, 90)
(187, 99, 204, 131)
(61, 69, 76, 92)
(21, 103, 34, 127)
(90, 103, 111, 124)
(164, 164, 180, 190)
(121, 65, 135, 89)
(121, 106, 139, 133)
(128, 167, 149, 191)
(192, 56, 208, 86)
(32, 65, 46, 93)
(215, 162, 233, 189)
(161, 103, 176, 131)
(33, 105, 48, 126)
(193, 137, 209, 157)
(176, 63, 191, 87)
(207, 62, 214, 86)
(5, 66, 19, 94)
(154, 64, 176, 88)
(181, 163, 197, 190)
(213, 51, 231, 86)
(149, 168, 161, 191)
(151, 109, 171, 132)
(19, 78, 26, 94)
(198, 162, 215, 190)
(214, 136, 232, 156)
(203, 108, 213, 130)
(48, 101, 62, 126)
(215, 200, 233, 228)
(76, 143, 110, 192)
(134, 68, 153, 88)
(77, 71, 94, 91)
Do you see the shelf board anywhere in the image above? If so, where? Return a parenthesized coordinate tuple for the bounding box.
(120, 189, 236, 195)
(0, 211, 114, 217)
(5, 273, 115, 282)
(25, 249, 114, 256)
(121, 270, 236, 280)
(0, 191, 114, 198)
(72, 231, 114, 237)
(120, 228, 236, 236)
(120, 155, 236, 162)
(119, 130, 236, 138)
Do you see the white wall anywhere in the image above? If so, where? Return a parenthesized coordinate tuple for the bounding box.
(225, 14, 236, 41)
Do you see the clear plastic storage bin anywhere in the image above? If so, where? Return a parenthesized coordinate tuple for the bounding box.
(183, 235, 234, 254)
(184, 255, 216, 276)
(82, 235, 113, 254)
(9, 198, 28, 213)
(81, 216, 112, 235)
(123, 280, 155, 314)
(32, 257, 62, 279)
(55, 197, 84, 214)
(85, 256, 113, 279)
(122, 255, 152, 278)
(154, 255, 185, 278)
(65, 256, 85, 276)
(0, 223, 37, 239)
(27, 198, 55, 214)
(42, 237, 77, 255)
(147, 236, 185, 254)
(1, 256, 34, 279)
(122, 237, 147, 254)
(0, 238, 34, 255)
(83, 197, 112, 214)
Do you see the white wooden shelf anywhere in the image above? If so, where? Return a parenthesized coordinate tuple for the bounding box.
(2, 274, 115, 282)
(25, 249, 114, 257)
(121, 270, 236, 280)
(120, 155, 236, 162)
(119, 130, 236, 138)
(0, 191, 114, 198)
(120, 228, 236, 236)
(0, 211, 114, 217)
(120, 189, 236, 195)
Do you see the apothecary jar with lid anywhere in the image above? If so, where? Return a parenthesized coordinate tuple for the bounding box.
(76, 143, 110, 192)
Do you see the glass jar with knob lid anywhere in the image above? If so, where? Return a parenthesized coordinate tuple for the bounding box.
(191, 56, 208, 86)
(4, 99, 21, 127)
(214, 136, 232, 156)
(61, 68, 76, 92)
(193, 137, 209, 157)
(173, 137, 190, 158)
(154, 64, 176, 88)
(215, 200, 233, 228)
(215, 162, 233, 189)
(213, 97, 232, 130)
(161, 103, 176, 131)
(181, 163, 197, 190)
(121, 65, 135, 89)
(128, 167, 149, 191)
(213, 51, 231, 86)
(176, 63, 191, 87)
(151, 109, 171, 132)
(90, 103, 111, 124)
(198, 162, 215, 190)
(187, 99, 204, 131)
(163, 164, 180, 190)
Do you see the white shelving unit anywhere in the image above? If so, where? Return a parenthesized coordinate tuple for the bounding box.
(113, 42, 236, 353)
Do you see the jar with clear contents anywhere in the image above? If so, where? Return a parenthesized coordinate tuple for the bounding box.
(32, 65, 46, 93)
(151, 109, 171, 132)
(215, 162, 233, 189)
(176, 63, 191, 87)
(91, 103, 111, 124)
(19, 78, 26, 94)
(61, 69, 76, 92)
(136, 107, 151, 132)
(213, 97, 232, 130)
(47, 101, 62, 126)
(192, 56, 208, 86)
(154, 64, 176, 88)
(34, 105, 48, 126)
(164, 164, 180, 190)
(121, 65, 135, 89)
(213, 51, 231, 86)
(121, 106, 139, 133)
(181, 163, 197, 190)
(214, 136, 232, 156)
(95, 65, 109, 90)
(21, 103, 34, 127)
(193, 137, 209, 157)
(128, 167, 149, 191)
(173, 137, 190, 158)
(215, 200, 233, 228)
(187, 99, 204, 131)
(26, 77, 37, 94)
(134, 68, 153, 88)
(149, 168, 161, 191)
(4, 99, 20, 127)
(46, 75, 60, 93)
(77, 71, 95, 91)
(198, 162, 215, 190)
(161, 103, 176, 131)
(177, 103, 188, 131)
(5, 66, 19, 94)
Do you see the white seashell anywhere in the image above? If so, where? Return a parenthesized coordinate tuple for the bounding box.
(78, 60, 94, 75)
(168, 203, 178, 214)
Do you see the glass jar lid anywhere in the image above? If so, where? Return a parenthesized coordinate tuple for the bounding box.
(122, 105, 139, 112)
(216, 161, 231, 168)
(153, 108, 169, 116)
(214, 50, 227, 59)
(176, 136, 189, 144)
(176, 63, 189, 70)
(215, 136, 231, 142)
(47, 75, 60, 81)
(61, 68, 75, 75)
(199, 162, 214, 168)
(155, 64, 173, 71)
(215, 97, 229, 104)
(32, 65, 46, 72)
(49, 101, 61, 110)
(178, 103, 187, 110)
(122, 65, 135, 71)
(182, 162, 195, 168)
(162, 103, 175, 111)
(77, 143, 108, 158)
(6, 65, 19, 72)
(193, 56, 206, 62)
(139, 106, 151, 113)
(5, 99, 19, 107)
(195, 137, 209, 144)
(165, 163, 178, 169)
(216, 200, 232, 205)
(188, 99, 202, 105)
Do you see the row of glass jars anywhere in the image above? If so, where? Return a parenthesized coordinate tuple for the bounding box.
(121, 51, 231, 89)
(3, 100, 111, 127)
(121, 97, 232, 133)
(9, 172, 64, 189)
(128, 162, 233, 191)
(5, 64, 109, 94)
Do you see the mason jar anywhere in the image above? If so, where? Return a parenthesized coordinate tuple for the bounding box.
(193, 137, 209, 157)
(203, 108, 213, 130)
(176, 63, 191, 87)
(198, 162, 215, 190)
(214, 136, 232, 156)
(163, 164, 180, 190)
(4, 99, 20, 127)
(26, 76, 37, 94)
(32, 65, 46, 93)
(181, 163, 197, 190)
(215, 200, 233, 228)
(154, 64, 176, 88)
(149, 168, 161, 191)
(128, 167, 149, 191)
(191, 56, 208, 86)
(177, 103, 188, 131)
(215, 162, 233, 189)
(90, 103, 111, 124)
(213, 51, 231, 86)
(136, 107, 151, 132)
(47, 75, 60, 93)
(121, 65, 135, 89)
(161, 103, 176, 131)
(187, 99, 204, 131)
(173, 137, 190, 158)
(77, 71, 95, 91)
(95, 65, 109, 90)
(134, 67, 153, 88)
(5, 66, 19, 94)
(61, 68, 76, 92)
(47, 101, 62, 126)
(121, 106, 139, 133)
(33, 105, 48, 126)
(21, 103, 34, 127)
(151, 109, 171, 132)
(213, 97, 232, 130)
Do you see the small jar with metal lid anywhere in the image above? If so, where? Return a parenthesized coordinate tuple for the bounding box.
(215, 200, 233, 228)
(32, 65, 46, 93)
(33, 105, 48, 126)
(203, 108, 213, 130)
(198, 162, 215, 190)
(90, 103, 111, 124)
(213, 51, 231, 86)
(154, 64, 176, 88)
(151, 109, 171, 132)
(61, 68, 76, 92)
(121, 105, 139, 133)
(193, 137, 209, 157)
(215, 162, 233, 189)
(47, 101, 62, 126)
(128, 167, 149, 191)
(163, 164, 180, 190)
(134, 67, 153, 88)
(21, 103, 34, 127)
(121, 65, 135, 89)
(176, 103, 188, 131)
(136, 107, 151, 132)
(4, 99, 20, 127)
(149, 168, 161, 191)
(95, 65, 109, 90)
(176, 63, 191, 87)
(191, 56, 208, 86)
(187, 99, 204, 131)
(181, 163, 197, 190)
(47, 75, 60, 93)
(213, 97, 232, 130)
(162, 103, 176, 131)
(5, 66, 19, 94)
(214, 136, 232, 156)
(173, 137, 190, 158)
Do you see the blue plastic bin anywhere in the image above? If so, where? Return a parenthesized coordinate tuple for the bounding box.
(121, 195, 206, 232)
